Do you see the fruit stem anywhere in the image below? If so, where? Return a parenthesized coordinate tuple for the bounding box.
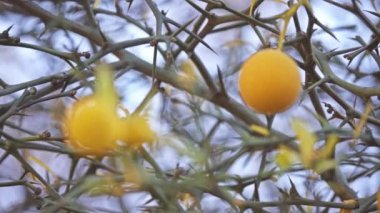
(249, 0, 258, 17)
(265, 114, 275, 130)
(278, 1, 307, 50)
(133, 80, 160, 115)
(277, 18, 290, 51)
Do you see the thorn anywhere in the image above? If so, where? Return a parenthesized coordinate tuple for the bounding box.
(1, 25, 13, 38)
(127, 0, 134, 11)
(3, 25, 13, 34)
(288, 177, 301, 198)
(217, 66, 228, 98)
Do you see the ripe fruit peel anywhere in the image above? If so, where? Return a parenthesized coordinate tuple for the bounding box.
(239, 49, 301, 115)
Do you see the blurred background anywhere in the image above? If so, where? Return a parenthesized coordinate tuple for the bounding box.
(0, 0, 379, 212)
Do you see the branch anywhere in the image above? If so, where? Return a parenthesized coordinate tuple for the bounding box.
(312, 46, 380, 98)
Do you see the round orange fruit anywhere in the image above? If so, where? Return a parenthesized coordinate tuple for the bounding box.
(239, 49, 301, 115)
(63, 96, 120, 156)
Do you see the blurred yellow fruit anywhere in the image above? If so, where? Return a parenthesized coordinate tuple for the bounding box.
(239, 49, 301, 115)
(63, 65, 121, 156)
(63, 96, 120, 156)
(119, 115, 155, 147)
(63, 64, 156, 154)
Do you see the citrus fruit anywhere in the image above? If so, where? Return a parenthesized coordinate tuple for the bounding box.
(239, 49, 301, 115)
(62, 64, 156, 154)
(119, 115, 155, 147)
(63, 96, 121, 156)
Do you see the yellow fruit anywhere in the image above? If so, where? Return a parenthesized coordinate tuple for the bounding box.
(63, 96, 121, 156)
(119, 115, 155, 147)
(239, 49, 301, 115)
(62, 64, 156, 154)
